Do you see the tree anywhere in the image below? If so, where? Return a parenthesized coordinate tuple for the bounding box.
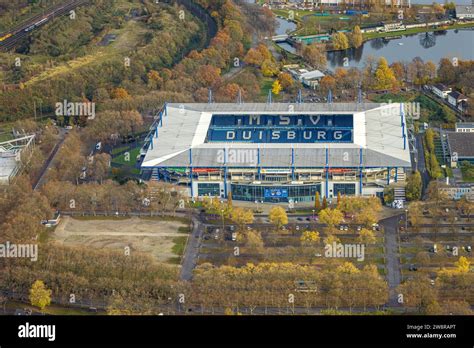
(398, 276, 438, 312)
(350, 26, 363, 48)
(231, 207, 254, 231)
(323, 234, 341, 245)
(408, 202, 423, 230)
(332, 32, 349, 50)
(301, 43, 327, 70)
(262, 59, 280, 77)
(29, 280, 52, 311)
(111, 87, 131, 100)
(319, 75, 336, 95)
(269, 206, 288, 230)
(455, 256, 470, 273)
(315, 191, 321, 210)
(90, 153, 110, 184)
(0, 294, 6, 314)
(278, 72, 294, 91)
(196, 65, 221, 87)
(318, 208, 343, 231)
(244, 48, 264, 66)
(322, 196, 328, 209)
(406, 171, 422, 201)
(456, 197, 472, 222)
(433, 2, 445, 15)
(227, 191, 233, 208)
(357, 228, 376, 244)
(245, 229, 264, 253)
(300, 231, 320, 246)
(272, 80, 282, 95)
(373, 57, 397, 90)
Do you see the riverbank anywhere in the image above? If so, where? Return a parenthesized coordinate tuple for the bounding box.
(363, 22, 474, 41)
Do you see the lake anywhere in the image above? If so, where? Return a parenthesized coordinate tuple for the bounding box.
(327, 29, 474, 69)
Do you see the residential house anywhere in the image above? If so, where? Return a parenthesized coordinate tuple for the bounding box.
(432, 83, 452, 99)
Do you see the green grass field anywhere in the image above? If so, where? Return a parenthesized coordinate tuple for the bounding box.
(112, 146, 141, 165)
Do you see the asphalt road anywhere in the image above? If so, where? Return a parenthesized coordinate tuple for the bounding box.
(379, 214, 403, 307)
(33, 129, 67, 191)
(415, 133, 430, 198)
(180, 217, 204, 281)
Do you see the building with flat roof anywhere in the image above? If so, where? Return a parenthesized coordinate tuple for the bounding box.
(439, 182, 474, 201)
(0, 135, 35, 185)
(446, 131, 474, 167)
(455, 122, 474, 133)
(456, 4, 474, 19)
(141, 103, 412, 202)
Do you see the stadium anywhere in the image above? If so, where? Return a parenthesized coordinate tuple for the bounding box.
(140, 102, 413, 203)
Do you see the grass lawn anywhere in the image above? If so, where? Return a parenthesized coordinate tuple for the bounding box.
(112, 146, 141, 165)
(260, 77, 275, 97)
(272, 9, 317, 21)
(0, 131, 13, 143)
(111, 145, 131, 155)
(172, 236, 188, 256)
(24, 20, 149, 87)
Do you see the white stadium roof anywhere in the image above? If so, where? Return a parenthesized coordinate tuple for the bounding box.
(142, 103, 412, 169)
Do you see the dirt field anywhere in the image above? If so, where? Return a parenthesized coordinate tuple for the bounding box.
(53, 216, 189, 263)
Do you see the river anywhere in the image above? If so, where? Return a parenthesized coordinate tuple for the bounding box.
(275, 17, 474, 69)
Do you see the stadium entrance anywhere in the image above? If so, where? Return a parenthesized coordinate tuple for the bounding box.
(231, 184, 321, 203)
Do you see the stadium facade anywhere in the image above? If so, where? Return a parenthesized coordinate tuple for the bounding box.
(141, 103, 412, 203)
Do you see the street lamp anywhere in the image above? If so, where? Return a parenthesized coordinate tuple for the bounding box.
(405, 209, 408, 232)
(312, 209, 315, 221)
(221, 208, 225, 233)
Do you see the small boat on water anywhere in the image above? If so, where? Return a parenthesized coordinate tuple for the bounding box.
(398, 42, 404, 45)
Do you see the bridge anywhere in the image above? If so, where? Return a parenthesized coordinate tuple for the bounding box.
(271, 34, 289, 42)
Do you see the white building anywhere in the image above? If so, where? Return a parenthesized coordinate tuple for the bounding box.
(432, 83, 452, 99)
(0, 135, 36, 185)
(455, 122, 474, 133)
(456, 5, 474, 19)
(289, 69, 325, 89)
(447, 91, 468, 110)
(141, 103, 412, 202)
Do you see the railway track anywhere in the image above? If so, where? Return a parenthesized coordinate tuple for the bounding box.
(0, 0, 89, 52)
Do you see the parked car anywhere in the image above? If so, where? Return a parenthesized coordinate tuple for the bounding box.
(409, 264, 418, 271)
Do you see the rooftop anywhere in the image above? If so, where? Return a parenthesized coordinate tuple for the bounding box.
(447, 132, 474, 158)
(456, 4, 474, 15)
(456, 122, 474, 128)
(142, 103, 411, 169)
(433, 83, 450, 91)
(448, 91, 468, 100)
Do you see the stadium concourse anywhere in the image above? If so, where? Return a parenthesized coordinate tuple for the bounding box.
(141, 103, 412, 203)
